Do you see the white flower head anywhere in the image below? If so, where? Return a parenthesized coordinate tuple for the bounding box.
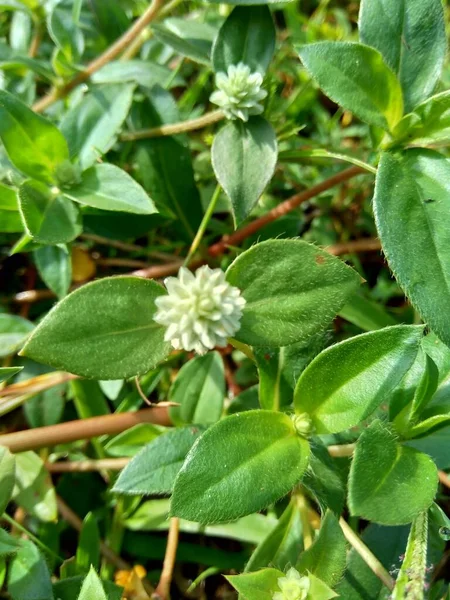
(154, 266, 246, 355)
(210, 62, 268, 122)
(273, 568, 310, 600)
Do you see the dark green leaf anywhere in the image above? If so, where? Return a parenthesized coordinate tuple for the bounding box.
(294, 325, 423, 434)
(104, 423, 162, 457)
(169, 352, 225, 426)
(48, 1, 84, 62)
(24, 383, 66, 428)
(227, 239, 360, 347)
(0, 89, 69, 182)
(60, 84, 134, 170)
(0, 366, 23, 384)
(212, 6, 275, 74)
(0, 314, 34, 358)
(348, 420, 438, 525)
(91, 60, 184, 89)
(76, 514, 100, 573)
(373, 149, 450, 348)
(302, 441, 345, 514)
(171, 411, 310, 524)
(8, 540, 54, 600)
(0, 530, 20, 557)
(89, 0, 129, 43)
(0, 446, 15, 515)
(113, 426, 204, 496)
(21, 277, 171, 379)
(212, 117, 277, 225)
(13, 451, 57, 522)
(19, 180, 82, 244)
(359, 0, 446, 112)
(34, 245, 71, 298)
(296, 510, 346, 587)
(63, 164, 156, 215)
(130, 87, 202, 240)
(297, 42, 403, 131)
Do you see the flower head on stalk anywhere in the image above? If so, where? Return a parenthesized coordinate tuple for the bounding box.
(154, 266, 246, 355)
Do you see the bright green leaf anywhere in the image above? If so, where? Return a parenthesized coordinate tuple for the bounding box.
(104, 423, 162, 458)
(171, 411, 310, 525)
(227, 568, 284, 600)
(373, 149, 450, 348)
(63, 164, 156, 215)
(0, 530, 20, 557)
(0, 314, 34, 358)
(76, 567, 107, 600)
(113, 426, 204, 496)
(0, 446, 16, 515)
(0, 182, 23, 233)
(227, 239, 360, 348)
(348, 420, 438, 525)
(0, 366, 23, 384)
(13, 451, 57, 522)
(297, 42, 403, 131)
(0, 89, 69, 182)
(169, 352, 225, 426)
(21, 277, 171, 380)
(8, 540, 54, 600)
(212, 6, 275, 74)
(294, 325, 423, 434)
(392, 91, 450, 146)
(76, 513, 100, 573)
(212, 117, 277, 225)
(153, 18, 216, 65)
(48, 1, 84, 62)
(19, 180, 82, 244)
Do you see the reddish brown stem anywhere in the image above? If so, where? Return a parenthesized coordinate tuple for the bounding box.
(152, 517, 180, 600)
(208, 166, 365, 257)
(327, 237, 381, 256)
(0, 407, 170, 453)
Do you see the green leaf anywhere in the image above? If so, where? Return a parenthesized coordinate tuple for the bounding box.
(0, 366, 23, 384)
(245, 499, 303, 572)
(227, 568, 284, 600)
(113, 426, 204, 495)
(104, 423, 162, 457)
(21, 277, 171, 380)
(227, 239, 360, 348)
(171, 411, 310, 525)
(373, 149, 450, 348)
(8, 540, 54, 600)
(0, 529, 20, 556)
(297, 42, 403, 131)
(391, 511, 428, 600)
(76, 513, 100, 573)
(212, 117, 277, 225)
(34, 245, 71, 298)
(392, 91, 450, 146)
(0, 314, 34, 358)
(348, 420, 438, 525)
(63, 164, 156, 215)
(169, 352, 225, 426)
(153, 18, 216, 65)
(19, 180, 82, 244)
(307, 574, 338, 600)
(130, 87, 202, 240)
(60, 84, 134, 170)
(92, 60, 184, 89)
(77, 567, 107, 600)
(24, 383, 66, 429)
(0, 446, 16, 515)
(53, 576, 122, 600)
(294, 325, 423, 434)
(302, 441, 345, 514)
(339, 292, 398, 332)
(13, 451, 57, 522)
(0, 182, 23, 233)
(212, 6, 275, 74)
(89, 0, 129, 43)
(297, 511, 346, 587)
(0, 89, 69, 182)
(48, 1, 84, 62)
(359, 0, 446, 112)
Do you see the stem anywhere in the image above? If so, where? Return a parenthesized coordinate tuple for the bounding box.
(32, 0, 164, 113)
(2, 513, 64, 563)
(153, 517, 180, 600)
(46, 458, 130, 472)
(392, 511, 428, 600)
(0, 407, 171, 453)
(183, 184, 222, 267)
(327, 238, 381, 256)
(228, 338, 255, 362)
(327, 443, 356, 457)
(121, 110, 224, 141)
(132, 258, 204, 280)
(28, 22, 42, 58)
(208, 166, 367, 257)
(339, 517, 395, 591)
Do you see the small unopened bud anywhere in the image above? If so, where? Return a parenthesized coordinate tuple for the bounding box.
(54, 159, 81, 187)
(291, 413, 313, 437)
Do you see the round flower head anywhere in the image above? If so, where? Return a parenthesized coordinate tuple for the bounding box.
(154, 266, 246, 355)
(210, 62, 267, 122)
(273, 568, 310, 600)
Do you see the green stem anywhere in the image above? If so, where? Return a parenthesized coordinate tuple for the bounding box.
(392, 511, 428, 599)
(228, 338, 255, 363)
(2, 513, 64, 563)
(183, 184, 222, 267)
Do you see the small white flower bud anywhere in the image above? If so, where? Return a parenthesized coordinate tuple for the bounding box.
(273, 568, 310, 600)
(154, 266, 246, 355)
(210, 62, 268, 122)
